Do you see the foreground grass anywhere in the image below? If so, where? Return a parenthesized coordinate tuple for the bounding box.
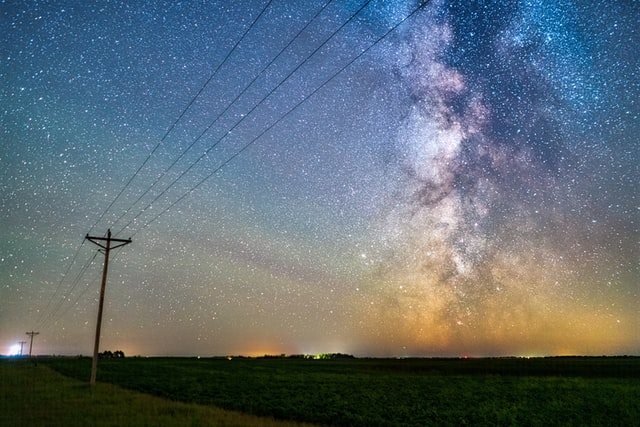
(0, 359, 318, 427)
(43, 356, 640, 427)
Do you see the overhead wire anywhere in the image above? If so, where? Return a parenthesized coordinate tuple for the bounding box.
(31, 0, 282, 338)
(52, 246, 128, 327)
(35, 0, 429, 332)
(109, 0, 334, 235)
(116, 0, 372, 236)
(88, 0, 274, 236)
(35, 234, 134, 330)
(32, 239, 85, 329)
(30, 0, 276, 336)
(131, 0, 430, 237)
(34, 248, 100, 330)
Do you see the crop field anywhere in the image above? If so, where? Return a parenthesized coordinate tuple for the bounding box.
(0, 358, 318, 427)
(36, 356, 640, 427)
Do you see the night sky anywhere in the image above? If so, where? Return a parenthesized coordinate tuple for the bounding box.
(1, 0, 638, 357)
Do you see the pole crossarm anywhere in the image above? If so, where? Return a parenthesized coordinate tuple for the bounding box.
(85, 234, 132, 250)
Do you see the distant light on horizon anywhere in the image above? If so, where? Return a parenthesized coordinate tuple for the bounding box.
(8, 344, 21, 356)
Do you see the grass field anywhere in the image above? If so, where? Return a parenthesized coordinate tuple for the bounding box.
(0, 358, 318, 427)
(34, 355, 640, 427)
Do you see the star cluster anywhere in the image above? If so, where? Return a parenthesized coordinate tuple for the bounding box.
(1, 1, 637, 357)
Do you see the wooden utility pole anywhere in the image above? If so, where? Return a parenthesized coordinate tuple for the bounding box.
(85, 229, 131, 385)
(25, 331, 39, 357)
(18, 340, 27, 357)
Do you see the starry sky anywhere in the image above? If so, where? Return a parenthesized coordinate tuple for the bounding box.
(1, 0, 638, 357)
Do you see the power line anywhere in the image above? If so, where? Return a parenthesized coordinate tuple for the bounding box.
(35, 0, 276, 342)
(34, 250, 99, 330)
(26, 1, 429, 358)
(46, 256, 102, 329)
(109, 0, 334, 235)
(37, 1, 427, 322)
(132, 0, 430, 236)
(117, 0, 372, 236)
(88, 0, 274, 235)
(34, 249, 99, 331)
(33, 239, 85, 329)
(38, 245, 128, 332)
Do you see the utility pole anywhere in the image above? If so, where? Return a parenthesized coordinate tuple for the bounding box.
(18, 340, 27, 357)
(25, 331, 39, 357)
(85, 229, 131, 385)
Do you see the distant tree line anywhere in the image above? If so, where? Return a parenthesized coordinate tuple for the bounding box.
(99, 350, 125, 359)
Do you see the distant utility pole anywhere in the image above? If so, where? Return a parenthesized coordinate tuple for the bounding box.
(85, 229, 131, 386)
(25, 331, 39, 357)
(18, 340, 27, 357)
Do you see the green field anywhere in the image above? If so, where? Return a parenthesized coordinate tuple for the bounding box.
(30, 356, 640, 426)
(0, 359, 318, 427)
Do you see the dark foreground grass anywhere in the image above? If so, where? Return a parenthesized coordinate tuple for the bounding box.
(43, 356, 640, 427)
(0, 359, 318, 427)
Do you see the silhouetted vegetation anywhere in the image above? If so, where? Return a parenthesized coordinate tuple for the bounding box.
(99, 350, 125, 359)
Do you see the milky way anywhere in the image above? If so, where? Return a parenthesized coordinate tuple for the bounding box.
(1, 1, 638, 357)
